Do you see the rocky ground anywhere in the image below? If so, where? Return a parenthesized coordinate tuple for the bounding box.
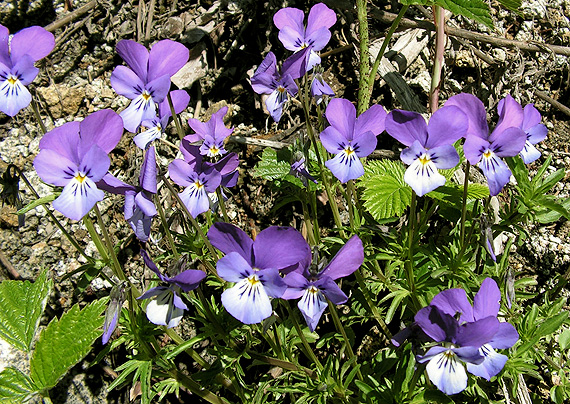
(0, 0, 569, 403)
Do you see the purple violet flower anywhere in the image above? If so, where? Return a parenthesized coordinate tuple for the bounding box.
(135, 90, 190, 150)
(445, 94, 527, 196)
(251, 52, 298, 122)
(414, 278, 518, 394)
(282, 235, 363, 331)
(385, 106, 468, 196)
(0, 24, 54, 117)
(185, 106, 234, 157)
(207, 222, 312, 324)
(273, 3, 337, 71)
(138, 250, 206, 328)
(98, 147, 158, 242)
(310, 70, 334, 105)
(520, 103, 547, 164)
(290, 152, 317, 186)
(319, 98, 387, 183)
(33, 109, 123, 221)
(111, 39, 189, 133)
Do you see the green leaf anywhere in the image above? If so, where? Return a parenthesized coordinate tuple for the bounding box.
(559, 329, 570, 351)
(360, 160, 412, 220)
(535, 312, 568, 338)
(16, 194, 58, 215)
(252, 148, 291, 180)
(497, 0, 521, 11)
(30, 299, 106, 390)
(0, 270, 52, 352)
(436, 0, 493, 29)
(0, 368, 37, 403)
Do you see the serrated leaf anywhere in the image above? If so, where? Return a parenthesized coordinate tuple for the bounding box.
(436, 0, 493, 29)
(16, 194, 58, 215)
(428, 183, 489, 203)
(0, 270, 52, 352)
(30, 299, 106, 390)
(360, 160, 412, 220)
(252, 148, 291, 180)
(0, 367, 37, 403)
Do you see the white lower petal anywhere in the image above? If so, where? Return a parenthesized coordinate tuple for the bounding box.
(53, 176, 104, 221)
(145, 289, 184, 328)
(404, 156, 446, 196)
(426, 350, 469, 395)
(134, 125, 161, 149)
(0, 76, 32, 117)
(519, 141, 541, 164)
(221, 276, 272, 324)
(466, 344, 508, 381)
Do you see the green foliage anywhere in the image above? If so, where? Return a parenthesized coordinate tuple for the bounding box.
(16, 194, 58, 215)
(0, 270, 52, 352)
(30, 299, 106, 391)
(0, 368, 36, 404)
(252, 148, 291, 181)
(435, 0, 493, 28)
(505, 156, 570, 223)
(360, 160, 412, 220)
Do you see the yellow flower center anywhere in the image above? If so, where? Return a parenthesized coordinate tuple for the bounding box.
(344, 146, 355, 156)
(209, 145, 220, 155)
(483, 150, 493, 159)
(141, 91, 151, 101)
(277, 86, 286, 94)
(418, 154, 431, 165)
(308, 286, 319, 295)
(7, 76, 17, 85)
(75, 173, 87, 183)
(194, 180, 204, 189)
(247, 275, 260, 286)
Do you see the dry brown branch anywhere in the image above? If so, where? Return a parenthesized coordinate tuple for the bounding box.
(370, 9, 570, 57)
(535, 90, 570, 117)
(44, 0, 97, 32)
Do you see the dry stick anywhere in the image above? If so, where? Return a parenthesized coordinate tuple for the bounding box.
(370, 9, 570, 57)
(429, 6, 445, 113)
(535, 90, 570, 117)
(0, 249, 20, 279)
(44, 0, 97, 32)
(136, 0, 145, 43)
(144, 0, 156, 42)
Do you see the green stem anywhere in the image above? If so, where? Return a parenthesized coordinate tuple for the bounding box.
(167, 92, 185, 140)
(327, 302, 363, 381)
(83, 214, 109, 262)
(155, 193, 179, 260)
(284, 301, 323, 371)
(300, 79, 344, 236)
(406, 192, 421, 310)
(94, 204, 125, 282)
(367, 5, 409, 98)
(310, 191, 321, 244)
(160, 175, 220, 277)
(356, 0, 370, 114)
(13, 165, 91, 262)
(407, 363, 425, 399)
(216, 188, 230, 222)
(166, 328, 209, 368)
(300, 196, 316, 246)
(459, 162, 471, 250)
(354, 270, 392, 340)
(31, 98, 47, 134)
(429, 6, 446, 113)
(168, 369, 231, 404)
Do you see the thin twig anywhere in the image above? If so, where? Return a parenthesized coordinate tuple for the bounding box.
(145, 0, 156, 42)
(0, 248, 20, 279)
(370, 9, 570, 57)
(44, 0, 97, 32)
(535, 90, 570, 117)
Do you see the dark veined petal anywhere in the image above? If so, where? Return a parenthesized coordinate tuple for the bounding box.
(298, 286, 328, 332)
(179, 180, 211, 218)
(144, 288, 185, 328)
(465, 344, 508, 381)
(414, 305, 458, 343)
(33, 149, 77, 187)
(478, 152, 511, 196)
(325, 149, 365, 183)
(403, 155, 446, 197)
(110, 65, 144, 100)
(221, 274, 273, 324)
(169, 269, 206, 292)
(493, 94, 523, 137)
(139, 146, 157, 193)
(354, 104, 387, 137)
(422, 348, 469, 395)
(282, 271, 309, 300)
(217, 252, 253, 283)
(79, 109, 124, 155)
(52, 176, 104, 221)
(0, 71, 31, 116)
